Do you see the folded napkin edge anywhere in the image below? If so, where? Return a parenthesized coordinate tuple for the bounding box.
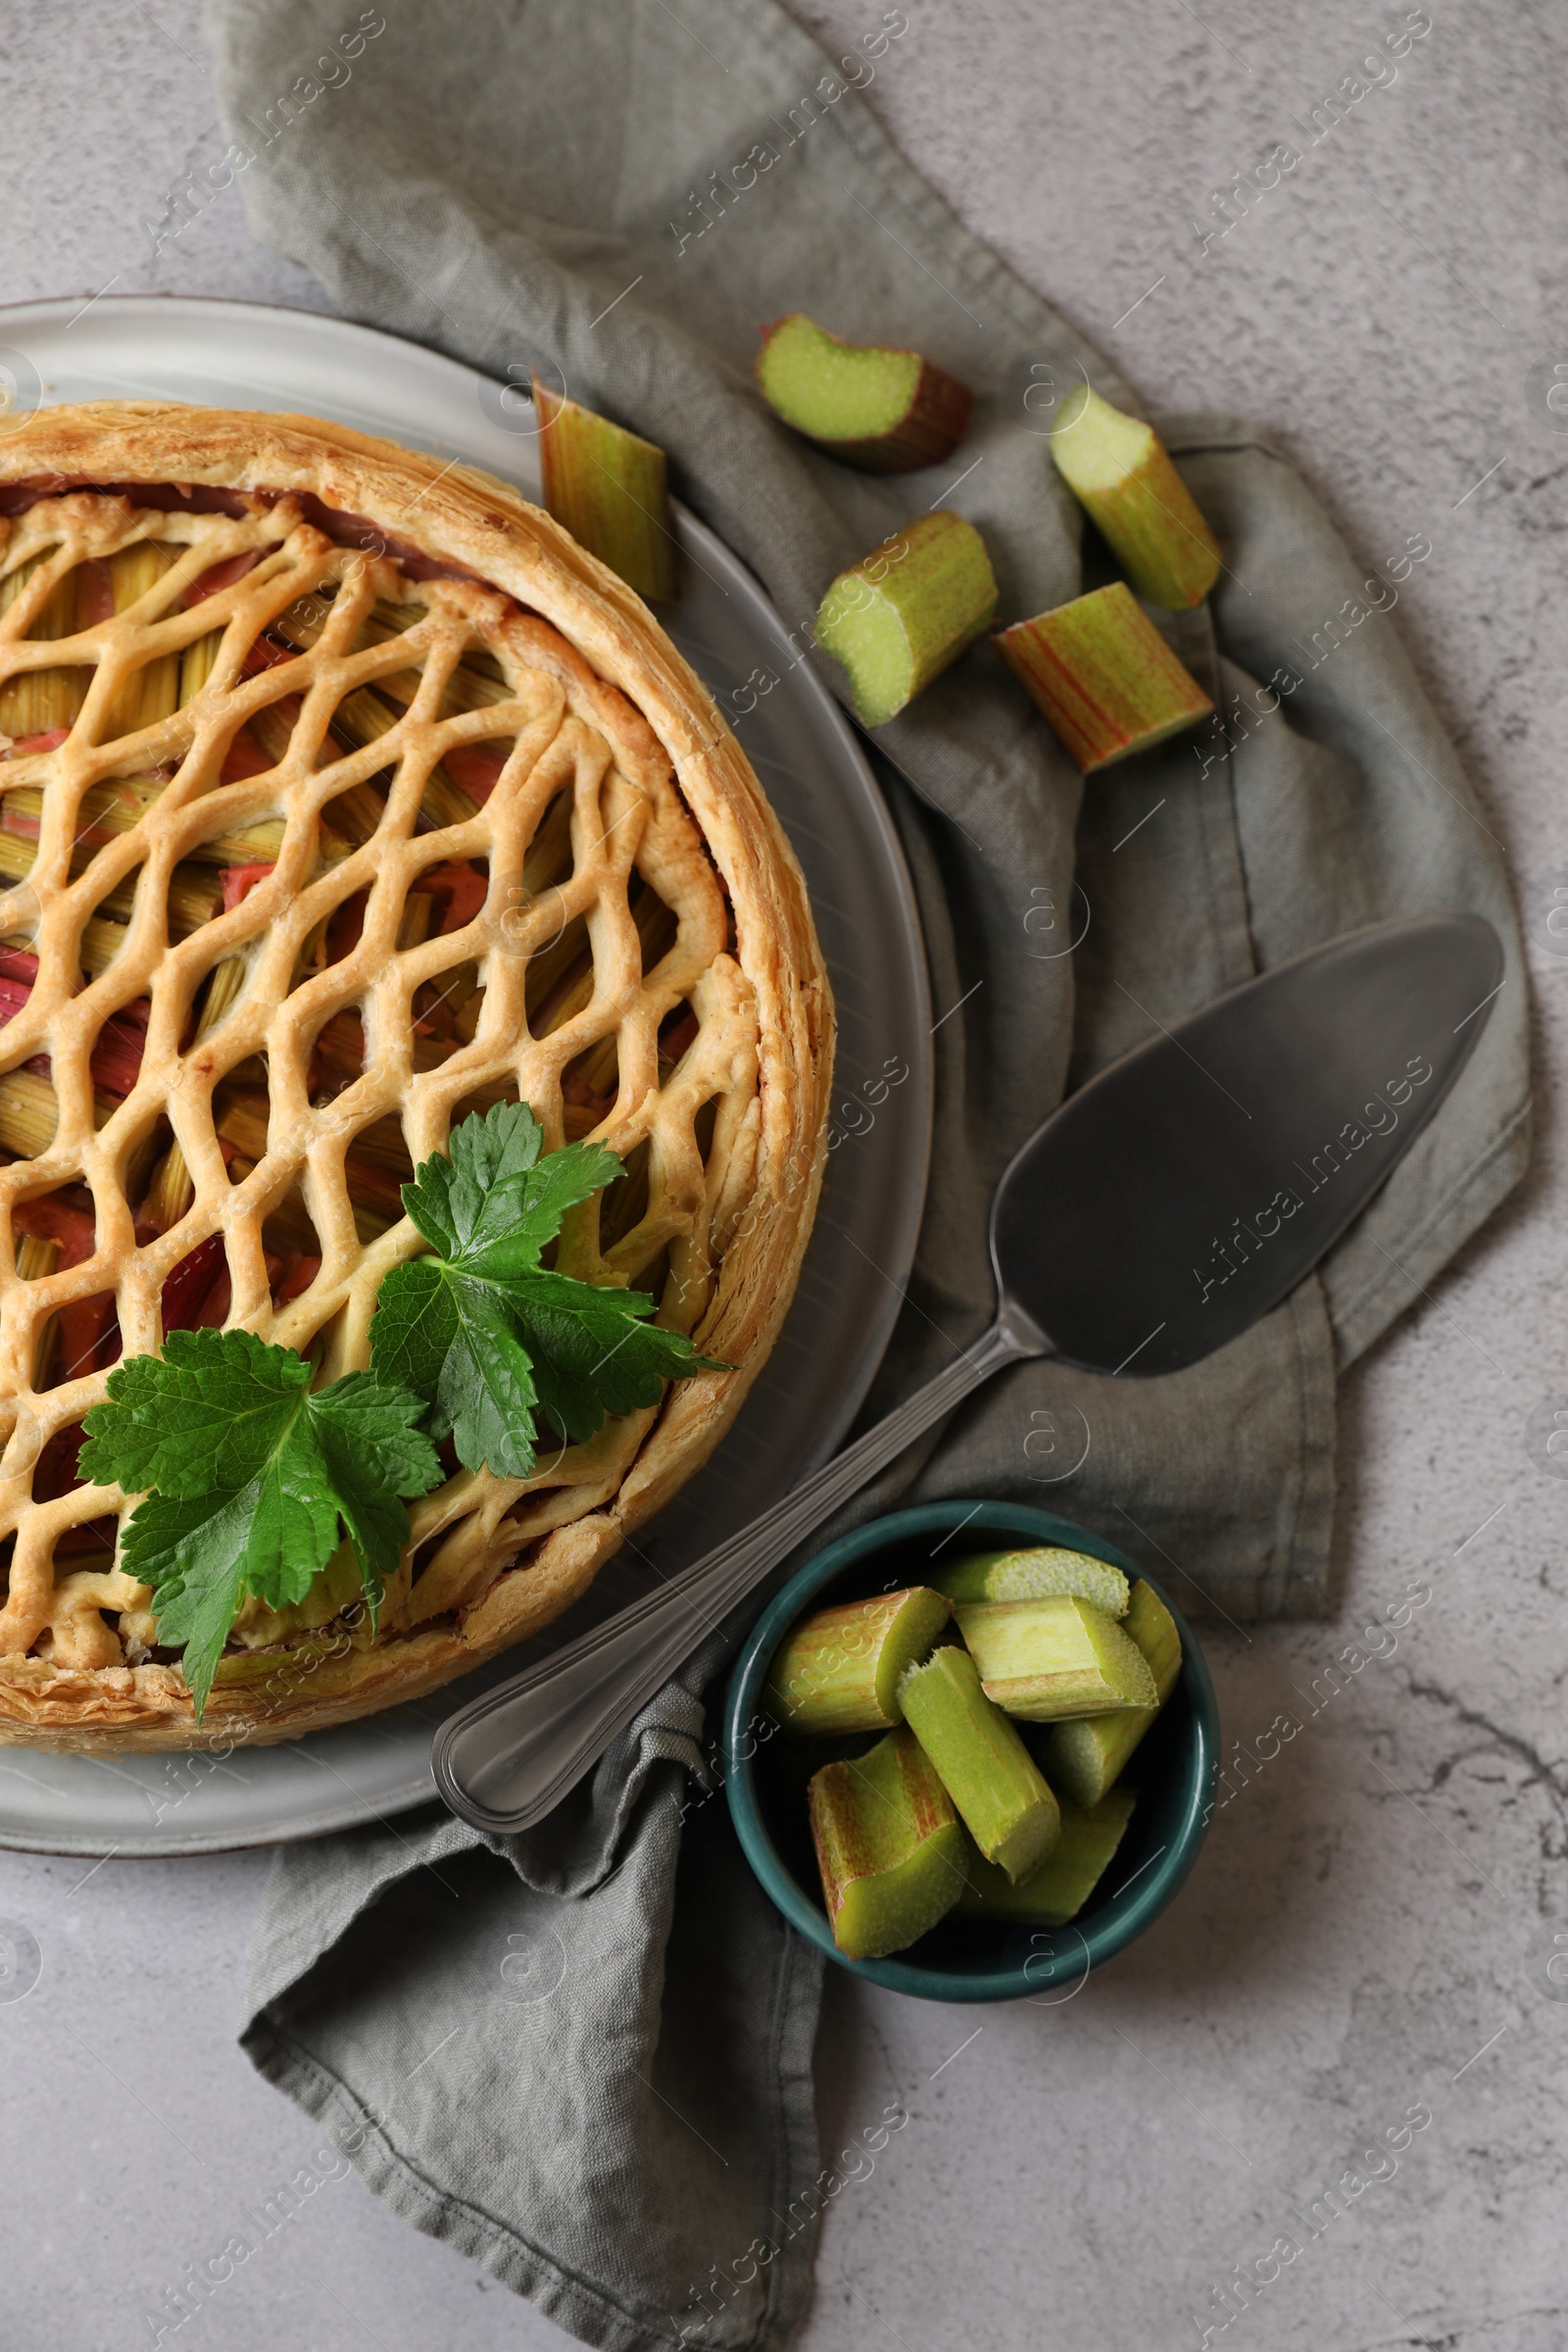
(240, 2016, 711, 2352)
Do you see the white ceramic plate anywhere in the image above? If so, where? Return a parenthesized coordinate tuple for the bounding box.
(0, 297, 932, 1855)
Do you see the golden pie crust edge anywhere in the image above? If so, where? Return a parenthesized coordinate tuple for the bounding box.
(0, 402, 834, 1749)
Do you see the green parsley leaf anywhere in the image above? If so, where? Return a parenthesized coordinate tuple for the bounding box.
(79, 1329, 443, 1718)
(369, 1254, 541, 1479)
(503, 1269, 719, 1444)
(370, 1101, 725, 1478)
(402, 1096, 620, 1277)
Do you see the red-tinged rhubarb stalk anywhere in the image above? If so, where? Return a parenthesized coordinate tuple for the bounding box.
(272, 1252, 321, 1308)
(75, 560, 117, 629)
(414, 859, 490, 935)
(954, 1592, 1158, 1722)
(763, 1587, 951, 1735)
(756, 313, 973, 473)
(159, 1233, 228, 1332)
(219, 725, 272, 783)
(898, 1644, 1061, 1881)
(221, 862, 274, 914)
(1040, 1581, 1183, 1806)
(808, 1726, 966, 1960)
(1, 728, 72, 760)
(87, 1002, 151, 1099)
(814, 511, 997, 728)
(1050, 382, 1222, 609)
(239, 632, 300, 681)
(532, 378, 678, 604)
(141, 864, 272, 1236)
(14, 1195, 95, 1269)
(956, 1789, 1138, 1925)
(996, 581, 1212, 771)
(440, 742, 507, 805)
(55, 1293, 120, 1384)
(16, 1195, 111, 1387)
(0, 948, 149, 1098)
(184, 553, 263, 608)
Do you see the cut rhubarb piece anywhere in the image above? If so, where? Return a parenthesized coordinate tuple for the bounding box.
(15, 1215, 68, 1387)
(936, 1545, 1129, 1618)
(1041, 1580, 1183, 1806)
(5, 728, 71, 759)
(220, 862, 275, 914)
(416, 860, 490, 936)
(159, 1234, 228, 1332)
(440, 741, 508, 805)
(1050, 382, 1221, 609)
(218, 724, 272, 783)
(104, 544, 181, 736)
(0, 953, 149, 1104)
(533, 378, 677, 604)
(0, 1071, 63, 1157)
(815, 511, 997, 728)
(764, 1586, 951, 1735)
(328, 682, 476, 833)
(955, 1593, 1158, 1722)
(271, 1251, 322, 1309)
(808, 1725, 966, 1960)
(141, 870, 270, 1235)
(756, 313, 973, 473)
(956, 1790, 1137, 1925)
(87, 1000, 150, 1100)
(898, 1644, 1060, 1881)
(14, 1196, 93, 1271)
(3, 764, 310, 873)
(183, 552, 262, 608)
(0, 564, 86, 741)
(997, 581, 1212, 771)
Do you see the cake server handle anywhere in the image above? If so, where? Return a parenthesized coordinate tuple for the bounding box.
(431, 1310, 1040, 1833)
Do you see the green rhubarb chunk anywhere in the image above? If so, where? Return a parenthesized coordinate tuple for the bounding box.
(956, 1789, 1138, 1925)
(808, 1725, 966, 1960)
(935, 1545, 1129, 1617)
(815, 510, 998, 727)
(756, 313, 974, 474)
(763, 1586, 952, 1735)
(533, 377, 678, 604)
(898, 1644, 1060, 1882)
(1041, 1580, 1182, 1806)
(955, 1593, 1158, 1722)
(996, 582, 1213, 772)
(1050, 380, 1222, 609)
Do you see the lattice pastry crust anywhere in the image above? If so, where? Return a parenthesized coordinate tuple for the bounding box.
(0, 403, 832, 1749)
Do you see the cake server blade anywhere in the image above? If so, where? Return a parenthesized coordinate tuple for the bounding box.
(434, 911, 1501, 1833)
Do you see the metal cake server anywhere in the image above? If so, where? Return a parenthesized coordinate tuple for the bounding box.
(434, 911, 1502, 1834)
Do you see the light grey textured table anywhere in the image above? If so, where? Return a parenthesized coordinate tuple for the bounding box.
(2, 6, 1564, 2348)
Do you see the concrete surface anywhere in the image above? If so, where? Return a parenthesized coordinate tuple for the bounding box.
(1, 3, 1565, 2348)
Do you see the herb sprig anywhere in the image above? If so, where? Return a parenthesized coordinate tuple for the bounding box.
(79, 1336, 439, 1715)
(81, 1105, 722, 1713)
(368, 1101, 721, 1476)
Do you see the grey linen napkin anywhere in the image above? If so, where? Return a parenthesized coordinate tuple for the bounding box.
(206, 2, 1530, 2344)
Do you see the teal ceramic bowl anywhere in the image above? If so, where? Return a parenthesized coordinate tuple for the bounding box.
(724, 1500, 1218, 2002)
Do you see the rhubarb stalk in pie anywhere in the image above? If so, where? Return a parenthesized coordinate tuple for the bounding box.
(0, 403, 831, 1747)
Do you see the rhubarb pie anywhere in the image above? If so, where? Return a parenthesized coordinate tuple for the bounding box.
(0, 403, 831, 1748)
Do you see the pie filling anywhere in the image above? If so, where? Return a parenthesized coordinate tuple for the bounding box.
(0, 481, 760, 1686)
